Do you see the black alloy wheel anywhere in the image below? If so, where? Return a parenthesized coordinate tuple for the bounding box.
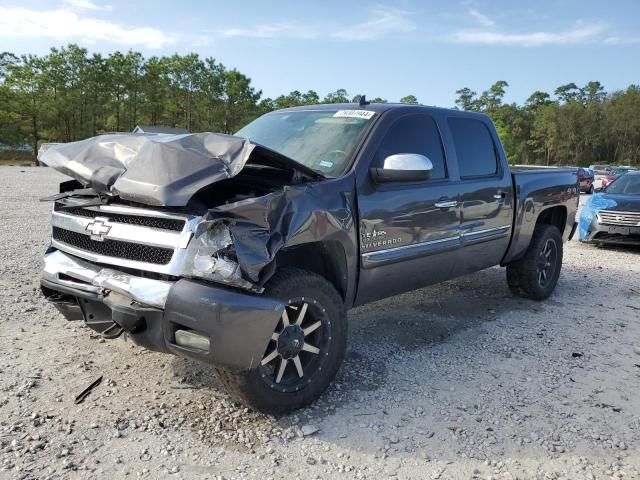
(258, 297, 331, 393)
(536, 238, 558, 288)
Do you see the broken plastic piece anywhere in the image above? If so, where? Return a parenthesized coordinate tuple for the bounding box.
(74, 376, 103, 404)
(183, 223, 256, 290)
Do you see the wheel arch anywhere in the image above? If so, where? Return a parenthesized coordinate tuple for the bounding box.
(535, 205, 567, 235)
(274, 241, 349, 304)
(502, 204, 569, 265)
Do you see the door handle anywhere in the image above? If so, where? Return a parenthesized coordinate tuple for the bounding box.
(435, 200, 458, 208)
(494, 192, 506, 203)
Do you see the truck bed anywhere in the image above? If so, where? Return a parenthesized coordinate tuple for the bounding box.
(502, 168, 579, 264)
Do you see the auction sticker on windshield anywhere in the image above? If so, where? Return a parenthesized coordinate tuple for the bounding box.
(333, 110, 376, 119)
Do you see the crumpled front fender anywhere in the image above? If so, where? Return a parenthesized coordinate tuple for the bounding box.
(201, 176, 358, 291)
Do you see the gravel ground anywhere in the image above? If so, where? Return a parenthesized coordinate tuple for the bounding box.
(1, 166, 639, 480)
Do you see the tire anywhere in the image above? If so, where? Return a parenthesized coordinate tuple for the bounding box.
(506, 224, 563, 300)
(588, 185, 594, 194)
(215, 268, 347, 414)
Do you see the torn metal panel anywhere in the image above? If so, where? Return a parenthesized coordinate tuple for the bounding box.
(198, 177, 358, 286)
(38, 133, 320, 207)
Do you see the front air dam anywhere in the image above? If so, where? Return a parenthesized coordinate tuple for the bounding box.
(163, 279, 285, 370)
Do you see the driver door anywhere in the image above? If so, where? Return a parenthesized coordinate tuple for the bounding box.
(355, 113, 461, 305)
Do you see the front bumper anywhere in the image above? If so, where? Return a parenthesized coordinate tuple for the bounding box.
(41, 249, 284, 370)
(580, 219, 640, 245)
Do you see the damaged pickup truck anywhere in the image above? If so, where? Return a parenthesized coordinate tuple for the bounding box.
(39, 103, 579, 413)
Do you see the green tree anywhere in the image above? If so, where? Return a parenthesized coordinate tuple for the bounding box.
(274, 90, 304, 109)
(219, 69, 261, 133)
(529, 102, 559, 165)
(554, 83, 580, 103)
(197, 57, 225, 131)
(140, 55, 169, 128)
(477, 80, 508, 112)
(301, 90, 319, 104)
(525, 91, 551, 109)
(581, 81, 606, 106)
(455, 87, 478, 111)
(4, 54, 50, 160)
(323, 89, 349, 103)
(399, 94, 419, 104)
(0, 52, 21, 145)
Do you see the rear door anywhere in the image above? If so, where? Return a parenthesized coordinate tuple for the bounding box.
(447, 116, 514, 275)
(355, 112, 461, 305)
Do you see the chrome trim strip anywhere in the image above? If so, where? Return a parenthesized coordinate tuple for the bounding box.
(43, 250, 173, 308)
(361, 225, 511, 258)
(52, 211, 187, 249)
(362, 235, 458, 258)
(434, 200, 458, 208)
(72, 203, 193, 221)
(460, 225, 511, 238)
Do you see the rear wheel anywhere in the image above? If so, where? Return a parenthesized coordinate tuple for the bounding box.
(588, 184, 594, 194)
(215, 268, 346, 414)
(506, 224, 563, 300)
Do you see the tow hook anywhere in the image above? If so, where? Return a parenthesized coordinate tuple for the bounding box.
(101, 322, 125, 339)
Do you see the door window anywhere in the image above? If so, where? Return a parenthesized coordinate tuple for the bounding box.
(376, 114, 447, 180)
(448, 117, 499, 178)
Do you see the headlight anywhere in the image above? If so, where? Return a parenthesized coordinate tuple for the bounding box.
(181, 222, 255, 290)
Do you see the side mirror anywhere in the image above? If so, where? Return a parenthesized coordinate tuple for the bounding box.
(371, 154, 433, 183)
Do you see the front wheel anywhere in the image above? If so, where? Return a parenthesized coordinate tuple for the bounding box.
(215, 268, 347, 414)
(506, 224, 563, 300)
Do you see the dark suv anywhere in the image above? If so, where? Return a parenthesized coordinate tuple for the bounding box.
(578, 168, 595, 194)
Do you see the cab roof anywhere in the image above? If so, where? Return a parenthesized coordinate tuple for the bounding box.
(275, 102, 490, 121)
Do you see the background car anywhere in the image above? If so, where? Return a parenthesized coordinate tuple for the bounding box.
(579, 171, 640, 245)
(589, 164, 615, 175)
(578, 167, 595, 193)
(601, 167, 636, 189)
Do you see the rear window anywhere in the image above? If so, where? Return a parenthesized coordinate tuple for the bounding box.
(448, 118, 499, 178)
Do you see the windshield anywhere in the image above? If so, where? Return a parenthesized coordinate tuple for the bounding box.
(236, 110, 375, 176)
(605, 174, 640, 195)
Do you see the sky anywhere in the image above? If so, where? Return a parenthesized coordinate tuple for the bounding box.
(1, 0, 639, 107)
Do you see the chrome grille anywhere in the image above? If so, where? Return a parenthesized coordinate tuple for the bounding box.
(598, 210, 640, 226)
(52, 227, 174, 265)
(50, 202, 197, 275)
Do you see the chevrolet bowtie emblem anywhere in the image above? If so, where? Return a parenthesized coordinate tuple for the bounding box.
(85, 217, 111, 241)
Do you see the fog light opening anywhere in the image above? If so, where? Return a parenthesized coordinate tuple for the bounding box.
(174, 329, 210, 352)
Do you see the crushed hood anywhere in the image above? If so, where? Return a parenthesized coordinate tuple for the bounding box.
(38, 132, 321, 206)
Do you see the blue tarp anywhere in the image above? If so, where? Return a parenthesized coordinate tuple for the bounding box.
(578, 194, 618, 240)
